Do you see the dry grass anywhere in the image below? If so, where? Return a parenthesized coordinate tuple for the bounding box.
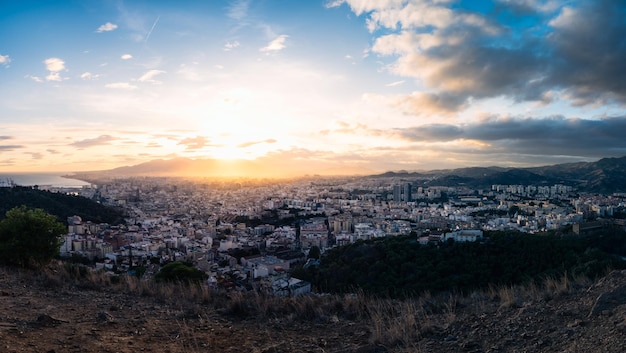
(26, 261, 605, 351)
(496, 285, 520, 309)
(543, 272, 576, 299)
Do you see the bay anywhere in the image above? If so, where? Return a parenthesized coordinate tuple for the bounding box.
(0, 173, 91, 188)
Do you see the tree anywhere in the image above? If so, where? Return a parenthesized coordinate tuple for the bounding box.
(154, 261, 208, 283)
(0, 206, 66, 267)
(307, 245, 321, 260)
(508, 205, 520, 217)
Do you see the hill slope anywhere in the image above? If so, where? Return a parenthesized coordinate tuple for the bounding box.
(375, 156, 626, 193)
(0, 186, 125, 224)
(1, 264, 625, 352)
(528, 156, 626, 193)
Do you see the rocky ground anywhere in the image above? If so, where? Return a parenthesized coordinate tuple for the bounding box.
(1, 265, 625, 353)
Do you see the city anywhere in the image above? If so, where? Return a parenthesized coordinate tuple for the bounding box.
(53, 174, 626, 296)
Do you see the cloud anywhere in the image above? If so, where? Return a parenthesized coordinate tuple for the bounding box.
(178, 136, 212, 150)
(319, 121, 386, 137)
(496, 0, 561, 14)
(152, 133, 186, 140)
(546, 0, 626, 105)
(227, 0, 250, 20)
(25, 152, 43, 160)
(260, 35, 288, 52)
(393, 91, 470, 115)
(70, 135, 117, 148)
(394, 115, 626, 158)
(26, 75, 43, 83)
(43, 57, 66, 81)
(138, 70, 166, 84)
(0, 159, 15, 166)
(96, 22, 118, 33)
(0, 136, 12, 140)
(105, 82, 138, 90)
(224, 41, 240, 51)
(385, 80, 405, 87)
(80, 72, 99, 80)
(0, 145, 23, 152)
(237, 138, 277, 148)
(46, 149, 60, 154)
(325, 0, 345, 9)
(338, 0, 626, 114)
(121, 54, 133, 60)
(0, 54, 10, 67)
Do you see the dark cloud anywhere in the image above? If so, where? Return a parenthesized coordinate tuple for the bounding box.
(394, 92, 470, 115)
(395, 115, 626, 158)
(70, 135, 117, 148)
(494, 0, 561, 16)
(366, 0, 626, 114)
(547, 0, 626, 105)
(0, 136, 13, 140)
(0, 145, 23, 151)
(426, 38, 545, 100)
(395, 124, 464, 141)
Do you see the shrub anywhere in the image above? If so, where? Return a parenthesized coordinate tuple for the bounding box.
(154, 261, 208, 283)
(0, 206, 65, 267)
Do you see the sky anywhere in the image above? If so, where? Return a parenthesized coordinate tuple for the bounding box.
(1, 0, 625, 176)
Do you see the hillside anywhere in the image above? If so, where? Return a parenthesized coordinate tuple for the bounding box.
(0, 186, 125, 225)
(370, 156, 626, 193)
(528, 156, 626, 193)
(301, 231, 626, 298)
(1, 263, 625, 352)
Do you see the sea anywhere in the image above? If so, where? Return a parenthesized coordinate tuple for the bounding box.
(0, 173, 91, 188)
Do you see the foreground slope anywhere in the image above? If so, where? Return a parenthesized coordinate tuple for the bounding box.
(1, 263, 625, 353)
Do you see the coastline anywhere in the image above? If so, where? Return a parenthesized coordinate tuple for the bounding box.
(0, 173, 92, 188)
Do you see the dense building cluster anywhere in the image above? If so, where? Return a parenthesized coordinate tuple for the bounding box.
(56, 175, 626, 295)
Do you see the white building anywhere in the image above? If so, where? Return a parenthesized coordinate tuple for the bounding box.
(444, 229, 483, 242)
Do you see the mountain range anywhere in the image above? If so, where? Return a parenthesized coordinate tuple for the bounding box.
(377, 156, 626, 193)
(71, 156, 626, 194)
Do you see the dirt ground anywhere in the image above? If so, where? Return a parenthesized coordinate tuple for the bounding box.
(1, 266, 625, 353)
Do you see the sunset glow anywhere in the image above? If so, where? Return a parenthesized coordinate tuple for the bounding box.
(1, 0, 625, 176)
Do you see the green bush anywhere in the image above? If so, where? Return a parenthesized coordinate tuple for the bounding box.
(0, 206, 66, 267)
(154, 261, 208, 283)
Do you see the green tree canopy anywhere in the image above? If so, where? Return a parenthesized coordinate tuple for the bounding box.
(0, 186, 125, 225)
(0, 206, 66, 267)
(154, 261, 208, 283)
(308, 245, 321, 260)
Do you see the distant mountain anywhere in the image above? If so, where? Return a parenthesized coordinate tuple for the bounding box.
(527, 156, 626, 193)
(71, 157, 375, 180)
(74, 158, 268, 179)
(72, 156, 626, 193)
(105, 157, 243, 176)
(374, 156, 626, 194)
